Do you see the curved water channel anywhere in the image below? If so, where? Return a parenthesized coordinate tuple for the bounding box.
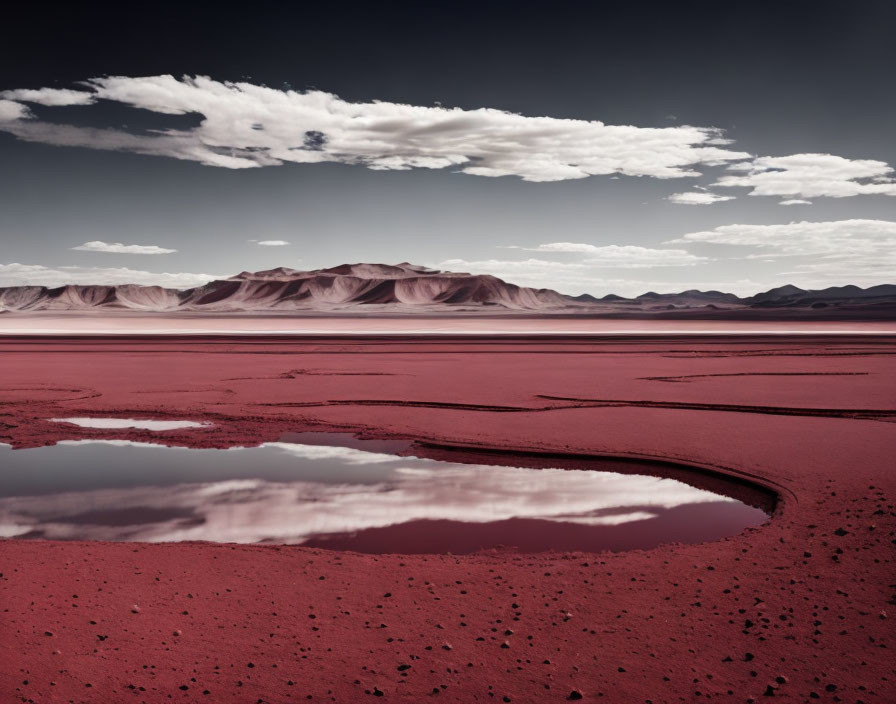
(0, 430, 773, 553)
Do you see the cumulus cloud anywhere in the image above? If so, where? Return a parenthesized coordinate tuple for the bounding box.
(0, 87, 97, 106)
(0, 263, 221, 288)
(715, 153, 896, 200)
(0, 74, 752, 181)
(71, 240, 177, 254)
(2, 77, 895, 207)
(669, 219, 896, 288)
(254, 240, 290, 246)
(0, 99, 31, 121)
(505, 243, 707, 267)
(779, 199, 812, 206)
(666, 191, 735, 205)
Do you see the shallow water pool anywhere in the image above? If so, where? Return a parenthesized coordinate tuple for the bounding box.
(0, 433, 770, 553)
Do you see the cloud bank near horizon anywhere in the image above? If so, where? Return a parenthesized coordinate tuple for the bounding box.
(669, 219, 896, 288)
(0, 262, 221, 289)
(1, 218, 893, 294)
(502, 243, 708, 267)
(441, 219, 896, 294)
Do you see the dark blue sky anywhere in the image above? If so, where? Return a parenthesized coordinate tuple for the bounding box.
(1, 1, 894, 295)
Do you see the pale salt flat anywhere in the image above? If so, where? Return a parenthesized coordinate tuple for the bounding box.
(2, 314, 896, 335)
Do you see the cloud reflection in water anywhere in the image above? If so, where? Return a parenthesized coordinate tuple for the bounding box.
(0, 441, 765, 549)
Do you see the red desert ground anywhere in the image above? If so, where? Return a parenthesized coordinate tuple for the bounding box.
(0, 265, 894, 703)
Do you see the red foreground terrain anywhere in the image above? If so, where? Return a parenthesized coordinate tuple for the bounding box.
(1, 334, 894, 703)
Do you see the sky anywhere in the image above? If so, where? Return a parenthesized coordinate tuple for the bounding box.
(1, 1, 895, 297)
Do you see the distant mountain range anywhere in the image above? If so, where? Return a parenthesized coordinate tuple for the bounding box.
(1, 262, 894, 318)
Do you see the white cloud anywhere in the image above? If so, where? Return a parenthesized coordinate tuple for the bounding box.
(506, 243, 707, 267)
(0, 263, 221, 288)
(715, 153, 896, 199)
(71, 240, 177, 254)
(438, 240, 717, 296)
(669, 219, 896, 288)
(2, 77, 893, 209)
(0, 99, 31, 121)
(779, 199, 812, 206)
(588, 246, 708, 268)
(0, 87, 97, 106)
(433, 257, 759, 297)
(666, 191, 735, 205)
(670, 219, 896, 254)
(436, 257, 632, 293)
(508, 242, 599, 253)
(0, 74, 752, 181)
(441, 257, 589, 278)
(255, 240, 290, 246)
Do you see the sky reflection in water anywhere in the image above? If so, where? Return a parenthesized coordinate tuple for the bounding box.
(0, 437, 769, 552)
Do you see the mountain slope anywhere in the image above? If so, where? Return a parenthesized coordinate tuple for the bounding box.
(0, 263, 587, 312)
(1, 264, 893, 317)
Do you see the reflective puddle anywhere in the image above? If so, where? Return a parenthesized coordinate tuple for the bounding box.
(0, 433, 771, 553)
(50, 417, 211, 430)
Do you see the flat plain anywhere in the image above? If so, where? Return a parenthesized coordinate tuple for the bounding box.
(0, 333, 894, 702)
